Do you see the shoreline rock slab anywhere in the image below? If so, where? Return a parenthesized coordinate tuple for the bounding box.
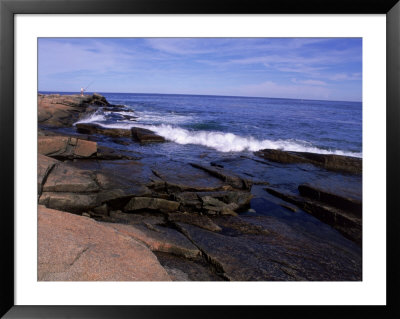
(167, 212, 222, 232)
(42, 163, 99, 193)
(298, 183, 362, 217)
(265, 187, 362, 245)
(76, 123, 131, 138)
(255, 149, 362, 175)
(38, 136, 97, 159)
(131, 127, 165, 143)
(175, 216, 361, 281)
(124, 197, 180, 213)
(190, 163, 252, 190)
(38, 205, 171, 281)
(39, 192, 99, 213)
(175, 222, 297, 281)
(152, 162, 226, 193)
(105, 222, 200, 259)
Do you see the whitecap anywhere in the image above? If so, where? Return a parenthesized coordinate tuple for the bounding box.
(81, 121, 362, 157)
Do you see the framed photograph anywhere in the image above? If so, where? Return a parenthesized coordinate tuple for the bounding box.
(1, 0, 399, 318)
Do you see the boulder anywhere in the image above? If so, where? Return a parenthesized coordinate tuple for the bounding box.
(131, 127, 165, 143)
(190, 163, 252, 190)
(200, 196, 238, 216)
(38, 136, 97, 159)
(42, 163, 99, 193)
(124, 197, 180, 213)
(95, 170, 152, 207)
(91, 93, 109, 106)
(197, 190, 253, 211)
(174, 192, 203, 211)
(173, 190, 252, 215)
(38, 192, 99, 214)
(38, 205, 170, 281)
(76, 123, 131, 138)
(298, 183, 362, 217)
(255, 149, 362, 175)
(91, 203, 109, 217)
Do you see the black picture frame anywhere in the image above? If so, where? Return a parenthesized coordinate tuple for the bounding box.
(1, 0, 399, 318)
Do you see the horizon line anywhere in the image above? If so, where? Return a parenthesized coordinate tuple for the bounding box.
(38, 90, 362, 104)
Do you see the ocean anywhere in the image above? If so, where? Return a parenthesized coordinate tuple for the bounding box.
(72, 92, 362, 159)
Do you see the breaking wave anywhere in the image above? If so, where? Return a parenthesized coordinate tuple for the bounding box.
(76, 114, 362, 157)
(74, 109, 107, 124)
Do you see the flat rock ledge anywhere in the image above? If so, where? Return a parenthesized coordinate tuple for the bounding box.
(38, 136, 97, 159)
(265, 186, 362, 245)
(255, 149, 362, 175)
(38, 205, 171, 281)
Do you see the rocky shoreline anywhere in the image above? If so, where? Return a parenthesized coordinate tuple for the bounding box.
(37, 93, 362, 281)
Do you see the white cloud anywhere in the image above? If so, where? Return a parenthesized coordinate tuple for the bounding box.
(329, 73, 362, 81)
(291, 78, 327, 86)
(146, 38, 215, 55)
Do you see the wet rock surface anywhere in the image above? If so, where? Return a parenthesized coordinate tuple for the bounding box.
(37, 94, 362, 281)
(76, 123, 132, 138)
(255, 148, 362, 175)
(131, 127, 166, 143)
(298, 183, 362, 217)
(175, 219, 360, 281)
(265, 186, 362, 245)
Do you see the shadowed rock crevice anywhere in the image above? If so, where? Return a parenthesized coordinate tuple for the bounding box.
(167, 221, 230, 280)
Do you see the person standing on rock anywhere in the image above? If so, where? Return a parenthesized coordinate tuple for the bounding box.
(80, 87, 84, 96)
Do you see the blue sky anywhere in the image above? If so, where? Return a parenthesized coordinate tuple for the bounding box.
(38, 38, 362, 101)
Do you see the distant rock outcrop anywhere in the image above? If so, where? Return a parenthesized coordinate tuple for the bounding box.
(38, 93, 109, 127)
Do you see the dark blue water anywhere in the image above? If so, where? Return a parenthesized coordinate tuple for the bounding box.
(68, 92, 362, 158)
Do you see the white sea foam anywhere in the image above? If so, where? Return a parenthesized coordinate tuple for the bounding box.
(74, 110, 106, 124)
(78, 118, 362, 157)
(117, 111, 137, 116)
(135, 111, 192, 124)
